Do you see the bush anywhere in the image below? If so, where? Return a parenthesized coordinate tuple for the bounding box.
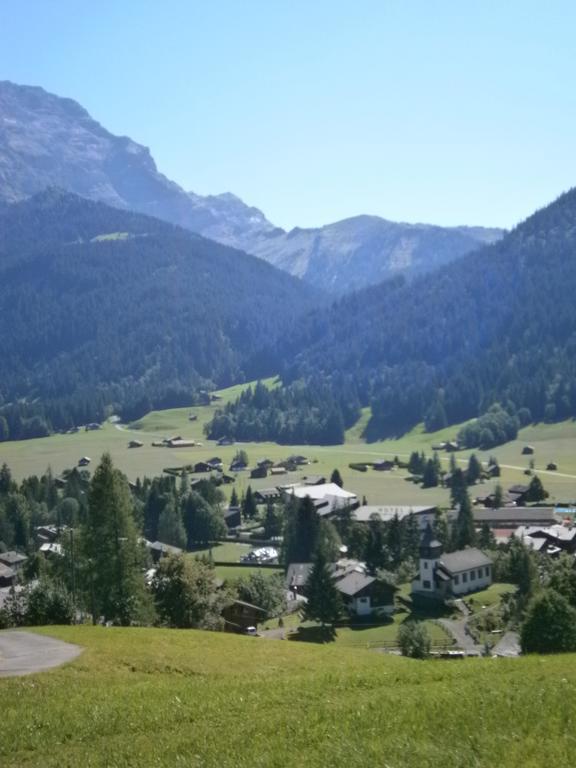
(397, 620, 432, 659)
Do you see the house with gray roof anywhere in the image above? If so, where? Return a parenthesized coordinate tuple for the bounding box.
(412, 526, 493, 600)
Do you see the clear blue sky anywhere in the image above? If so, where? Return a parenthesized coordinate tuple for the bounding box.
(1, 0, 575, 230)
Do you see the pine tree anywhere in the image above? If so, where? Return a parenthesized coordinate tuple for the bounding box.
(466, 454, 482, 485)
(452, 492, 476, 550)
(83, 453, 149, 625)
(422, 459, 439, 488)
(478, 522, 496, 549)
(526, 475, 549, 502)
(302, 549, 343, 637)
(330, 468, 343, 488)
(242, 486, 258, 520)
(157, 497, 187, 549)
(493, 483, 504, 509)
(230, 487, 239, 508)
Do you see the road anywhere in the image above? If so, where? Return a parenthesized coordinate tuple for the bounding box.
(438, 618, 483, 655)
(0, 630, 82, 677)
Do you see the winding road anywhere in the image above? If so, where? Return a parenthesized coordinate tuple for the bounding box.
(0, 630, 82, 677)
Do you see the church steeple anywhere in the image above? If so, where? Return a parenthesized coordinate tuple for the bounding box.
(419, 522, 443, 560)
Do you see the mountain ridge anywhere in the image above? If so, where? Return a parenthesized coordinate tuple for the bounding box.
(0, 80, 504, 293)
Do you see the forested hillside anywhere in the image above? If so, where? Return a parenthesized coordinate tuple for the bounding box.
(0, 191, 317, 440)
(209, 188, 576, 444)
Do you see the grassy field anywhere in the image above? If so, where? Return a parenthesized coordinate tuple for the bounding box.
(1, 378, 575, 505)
(1, 625, 575, 767)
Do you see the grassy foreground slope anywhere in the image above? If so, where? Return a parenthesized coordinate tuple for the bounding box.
(1, 626, 575, 767)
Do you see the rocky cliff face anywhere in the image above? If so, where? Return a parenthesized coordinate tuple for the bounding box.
(0, 80, 504, 293)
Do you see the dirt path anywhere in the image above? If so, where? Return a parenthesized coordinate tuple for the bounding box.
(0, 630, 82, 677)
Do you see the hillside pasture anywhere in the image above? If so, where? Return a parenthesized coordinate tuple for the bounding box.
(0, 625, 575, 767)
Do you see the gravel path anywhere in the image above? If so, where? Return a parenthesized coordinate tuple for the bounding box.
(0, 630, 82, 677)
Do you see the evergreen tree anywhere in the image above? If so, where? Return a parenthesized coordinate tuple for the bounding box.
(242, 486, 258, 521)
(365, 518, 387, 574)
(263, 502, 283, 539)
(282, 496, 320, 565)
(230, 487, 239, 508)
(183, 492, 226, 548)
(302, 549, 343, 637)
(466, 454, 482, 485)
(449, 468, 468, 507)
(422, 459, 439, 488)
(433, 510, 450, 549)
(478, 522, 496, 549)
(330, 468, 344, 488)
(387, 514, 403, 567)
(493, 483, 504, 509)
(452, 492, 476, 550)
(526, 475, 549, 502)
(157, 497, 187, 549)
(83, 453, 149, 625)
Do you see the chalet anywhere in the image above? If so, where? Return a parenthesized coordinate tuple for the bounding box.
(253, 488, 281, 504)
(257, 458, 274, 469)
(224, 506, 242, 529)
(0, 563, 16, 588)
(473, 506, 556, 528)
(128, 440, 143, 448)
(445, 441, 460, 452)
(412, 526, 492, 600)
(78, 456, 91, 467)
(514, 524, 576, 555)
(286, 558, 395, 616)
(335, 571, 395, 617)
(250, 466, 268, 479)
(474, 491, 517, 508)
(0, 551, 28, 571)
(188, 414, 198, 422)
(217, 436, 233, 445)
(288, 455, 309, 466)
(230, 461, 247, 472)
(222, 600, 267, 633)
(35, 524, 60, 545)
(169, 439, 196, 449)
(85, 423, 101, 431)
(217, 473, 236, 485)
(373, 459, 395, 471)
(146, 540, 183, 563)
(303, 474, 326, 486)
(207, 457, 223, 470)
(508, 484, 530, 505)
(193, 461, 214, 473)
(270, 466, 288, 476)
(39, 542, 64, 558)
(522, 445, 535, 455)
(282, 482, 358, 515)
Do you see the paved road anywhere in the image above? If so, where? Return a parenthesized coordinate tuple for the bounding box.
(0, 630, 83, 677)
(492, 631, 521, 657)
(438, 618, 483, 655)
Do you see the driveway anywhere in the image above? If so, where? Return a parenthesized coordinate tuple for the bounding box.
(0, 630, 83, 677)
(438, 618, 483, 655)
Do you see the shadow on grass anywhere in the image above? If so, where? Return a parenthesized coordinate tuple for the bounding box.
(289, 625, 338, 644)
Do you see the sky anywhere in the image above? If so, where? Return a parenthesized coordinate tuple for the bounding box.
(1, 0, 576, 230)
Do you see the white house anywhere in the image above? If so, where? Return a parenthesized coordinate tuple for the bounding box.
(281, 482, 358, 515)
(351, 504, 456, 529)
(412, 525, 492, 600)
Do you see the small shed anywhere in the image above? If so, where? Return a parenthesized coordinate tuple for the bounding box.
(547, 462, 558, 471)
(522, 446, 535, 455)
(78, 456, 91, 467)
(128, 440, 143, 448)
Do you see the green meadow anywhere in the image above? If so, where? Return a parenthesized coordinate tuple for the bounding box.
(1, 625, 575, 767)
(0, 378, 575, 505)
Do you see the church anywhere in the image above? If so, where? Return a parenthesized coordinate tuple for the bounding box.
(412, 525, 493, 600)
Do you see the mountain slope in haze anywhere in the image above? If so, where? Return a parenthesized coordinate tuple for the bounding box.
(210, 188, 576, 443)
(0, 190, 316, 439)
(243, 215, 504, 294)
(0, 80, 277, 247)
(0, 80, 503, 293)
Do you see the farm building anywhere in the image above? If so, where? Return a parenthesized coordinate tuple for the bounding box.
(282, 482, 358, 515)
(373, 459, 395, 471)
(473, 507, 556, 528)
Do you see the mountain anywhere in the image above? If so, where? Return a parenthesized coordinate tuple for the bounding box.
(243, 216, 504, 294)
(0, 80, 503, 293)
(0, 80, 276, 245)
(0, 190, 316, 440)
(208, 188, 576, 444)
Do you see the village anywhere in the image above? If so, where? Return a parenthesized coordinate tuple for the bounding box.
(1, 439, 572, 657)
